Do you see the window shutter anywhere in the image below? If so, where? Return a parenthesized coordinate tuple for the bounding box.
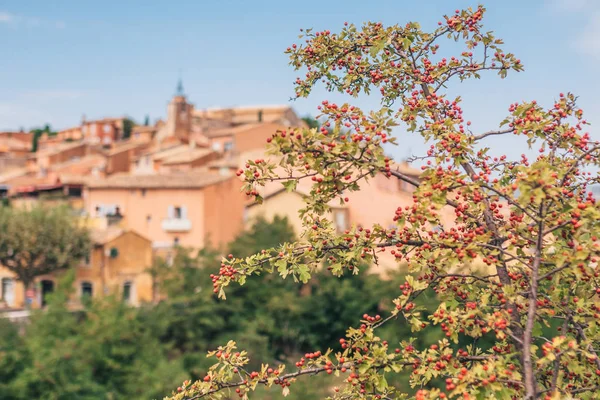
(181, 206, 188, 219)
(168, 205, 174, 219)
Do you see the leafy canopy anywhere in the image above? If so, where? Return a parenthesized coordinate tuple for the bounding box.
(0, 205, 91, 288)
(167, 6, 600, 400)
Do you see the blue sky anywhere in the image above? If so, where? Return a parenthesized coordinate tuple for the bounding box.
(0, 0, 598, 159)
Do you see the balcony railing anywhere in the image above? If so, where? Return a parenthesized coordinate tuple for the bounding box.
(161, 218, 192, 232)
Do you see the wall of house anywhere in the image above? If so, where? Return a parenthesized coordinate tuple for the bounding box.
(96, 232, 153, 305)
(0, 156, 27, 171)
(83, 121, 121, 145)
(0, 132, 32, 143)
(85, 187, 207, 248)
(245, 191, 306, 236)
(202, 177, 247, 250)
(131, 154, 154, 175)
(0, 267, 25, 309)
(0, 232, 153, 309)
(44, 144, 88, 167)
(57, 127, 83, 141)
(74, 245, 105, 301)
(106, 150, 132, 175)
(209, 136, 234, 153)
(159, 152, 220, 173)
(234, 123, 283, 153)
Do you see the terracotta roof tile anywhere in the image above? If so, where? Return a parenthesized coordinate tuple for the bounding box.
(90, 226, 124, 245)
(104, 141, 150, 156)
(87, 169, 232, 189)
(203, 122, 283, 139)
(161, 148, 216, 165)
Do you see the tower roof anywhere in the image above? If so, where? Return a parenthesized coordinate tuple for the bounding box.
(176, 77, 184, 97)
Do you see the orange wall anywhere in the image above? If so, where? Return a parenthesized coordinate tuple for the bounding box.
(202, 177, 246, 250)
(106, 150, 132, 175)
(85, 179, 246, 250)
(46, 144, 88, 167)
(83, 121, 121, 144)
(234, 123, 283, 153)
(89, 232, 153, 305)
(85, 187, 207, 248)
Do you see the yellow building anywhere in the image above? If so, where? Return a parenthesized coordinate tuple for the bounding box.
(0, 227, 154, 310)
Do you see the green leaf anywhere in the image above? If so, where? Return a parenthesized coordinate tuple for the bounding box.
(282, 180, 298, 193)
(532, 322, 543, 337)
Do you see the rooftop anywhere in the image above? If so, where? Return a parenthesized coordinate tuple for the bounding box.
(87, 169, 232, 189)
(161, 148, 216, 165)
(204, 121, 283, 138)
(202, 104, 290, 113)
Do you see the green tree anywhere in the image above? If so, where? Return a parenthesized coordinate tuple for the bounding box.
(167, 5, 600, 400)
(229, 216, 296, 258)
(0, 318, 26, 398)
(30, 124, 56, 152)
(5, 271, 187, 400)
(10, 271, 106, 399)
(302, 116, 320, 129)
(122, 118, 135, 140)
(0, 206, 90, 303)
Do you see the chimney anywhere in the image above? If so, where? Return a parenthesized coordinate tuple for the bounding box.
(258, 110, 263, 123)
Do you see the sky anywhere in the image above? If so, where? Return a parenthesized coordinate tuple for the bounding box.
(0, 0, 598, 160)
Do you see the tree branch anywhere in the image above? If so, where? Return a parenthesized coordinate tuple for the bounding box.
(472, 128, 514, 141)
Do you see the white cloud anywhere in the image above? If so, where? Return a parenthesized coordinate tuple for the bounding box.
(550, 1, 600, 59)
(574, 12, 600, 59)
(0, 12, 14, 23)
(552, 0, 590, 12)
(0, 10, 65, 29)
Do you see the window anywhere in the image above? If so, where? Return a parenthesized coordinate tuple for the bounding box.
(96, 204, 120, 217)
(81, 282, 93, 298)
(123, 281, 133, 304)
(1, 278, 15, 307)
(146, 214, 152, 222)
(174, 237, 180, 246)
(141, 189, 146, 197)
(333, 209, 348, 232)
(90, 124, 97, 137)
(224, 141, 234, 151)
(211, 142, 222, 151)
(83, 253, 91, 268)
(168, 205, 187, 220)
(109, 247, 119, 258)
(103, 124, 111, 134)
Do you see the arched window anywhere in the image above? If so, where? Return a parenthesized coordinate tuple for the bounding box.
(81, 282, 93, 298)
(1, 278, 15, 307)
